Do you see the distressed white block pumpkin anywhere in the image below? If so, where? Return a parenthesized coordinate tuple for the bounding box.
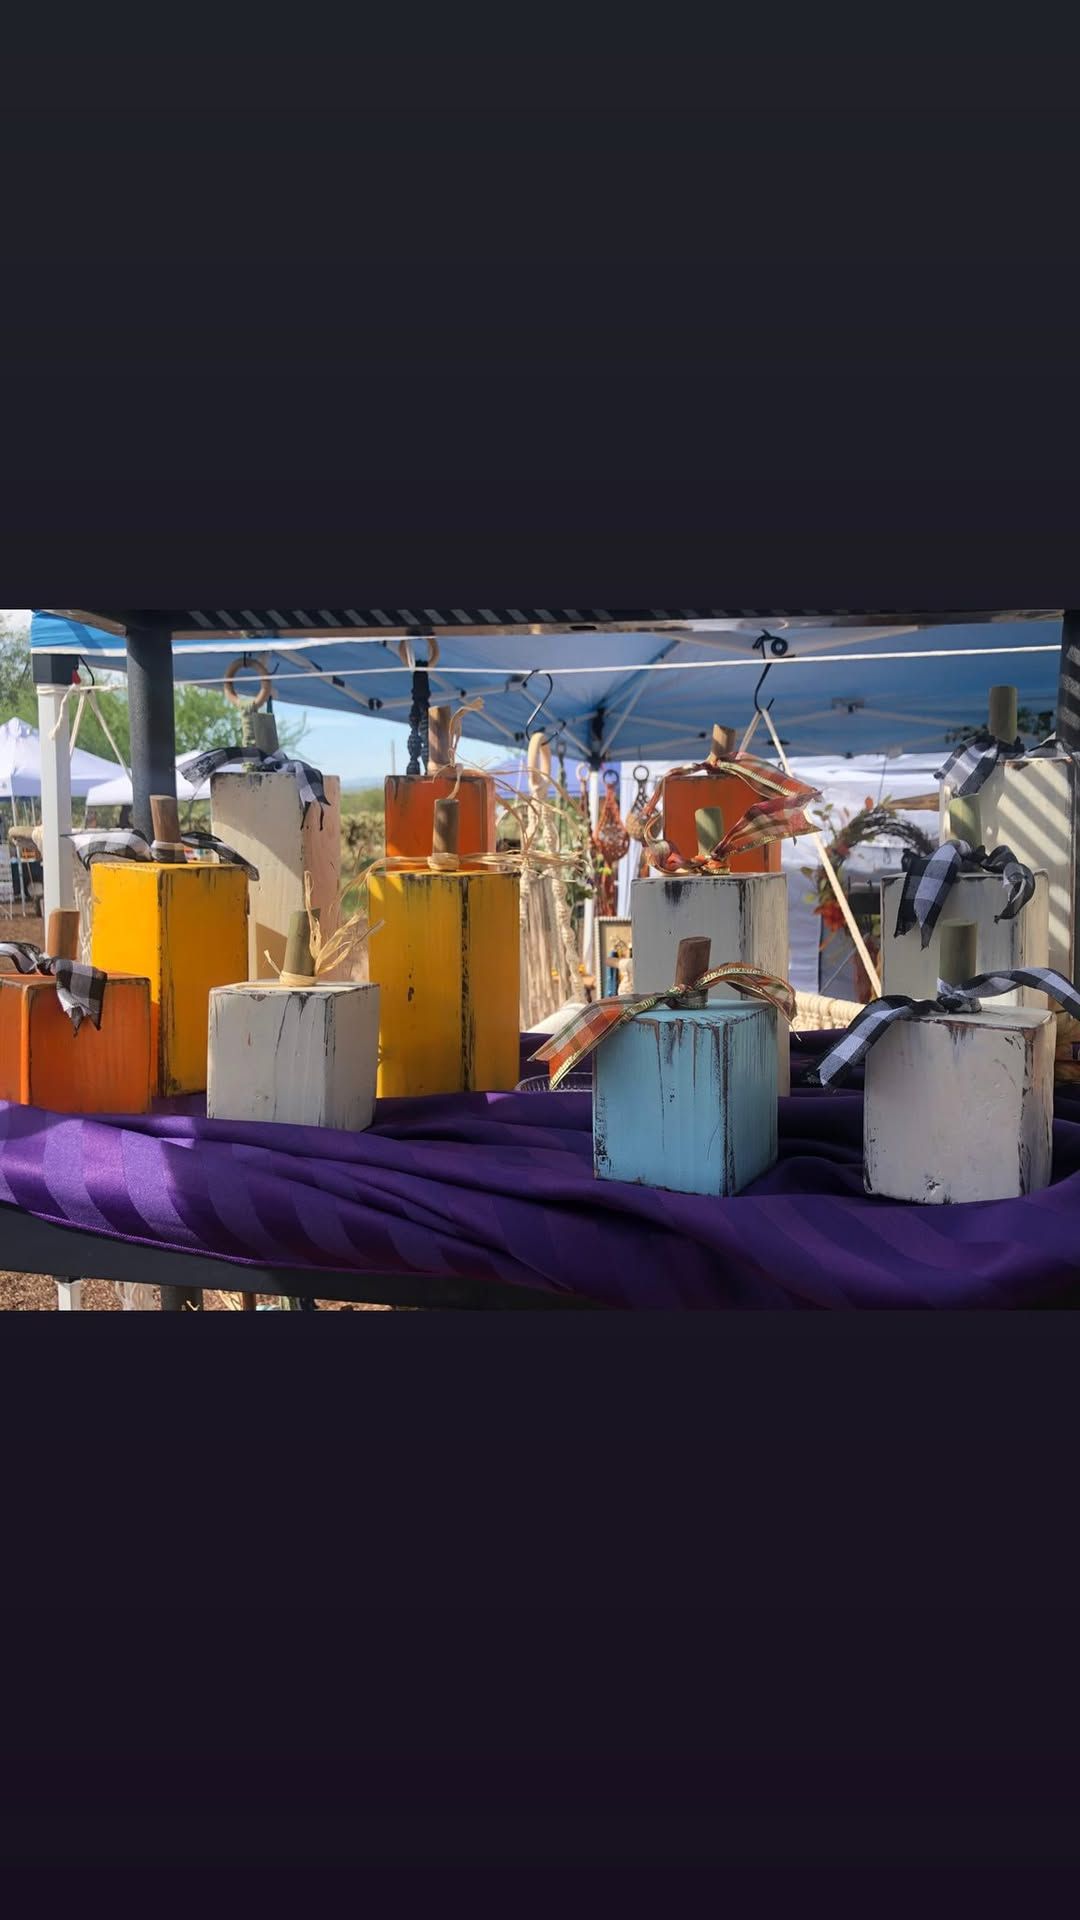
(863, 1006, 1054, 1204)
(631, 871, 790, 1093)
(946, 753, 1080, 986)
(209, 768, 344, 982)
(207, 981, 380, 1131)
(879, 869, 1050, 1007)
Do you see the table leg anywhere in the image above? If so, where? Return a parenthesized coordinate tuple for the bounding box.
(160, 1285, 204, 1312)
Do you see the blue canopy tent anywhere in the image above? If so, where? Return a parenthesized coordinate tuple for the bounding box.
(28, 610, 1065, 763)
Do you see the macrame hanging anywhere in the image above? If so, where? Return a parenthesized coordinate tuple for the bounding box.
(592, 769, 630, 917)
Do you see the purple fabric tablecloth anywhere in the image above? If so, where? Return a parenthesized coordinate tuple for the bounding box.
(2, 1032, 1080, 1308)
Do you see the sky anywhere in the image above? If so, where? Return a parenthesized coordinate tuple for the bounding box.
(2, 612, 504, 790)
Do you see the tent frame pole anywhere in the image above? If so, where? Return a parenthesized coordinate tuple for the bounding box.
(32, 652, 76, 925)
(127, 623, 178, 845)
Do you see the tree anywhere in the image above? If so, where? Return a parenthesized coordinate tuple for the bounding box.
(0, 619, 307, 764)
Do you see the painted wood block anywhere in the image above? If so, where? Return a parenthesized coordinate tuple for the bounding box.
(207, 981, 381, 1129)
(593, 1002, 778, 1196)
(879, 869, 1050, 1007)
(209, 769, 342, 981)
(631, 872, 791, 1093)
(90, 860, 249, 1096)
(864, 1006, 1054, 1204)
(946, 753, 1080, 985)
(0, 970, 152, 1113)
(384, 773, 497, 860)
(662, 769, 781, 875)
(367, 869, 519, 1096)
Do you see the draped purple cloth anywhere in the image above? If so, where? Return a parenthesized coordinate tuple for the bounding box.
(2, 1032, 1080, 1307)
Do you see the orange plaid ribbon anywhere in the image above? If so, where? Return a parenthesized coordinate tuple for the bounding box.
(628, 751, 820, 870)
(530, 962, 798, 1089)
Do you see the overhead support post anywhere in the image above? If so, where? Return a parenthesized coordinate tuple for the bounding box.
(126, 623, 177, 844)
(32, 651, 77, 923)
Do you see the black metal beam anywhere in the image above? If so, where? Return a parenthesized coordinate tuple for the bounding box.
(126, 623, 178, 842)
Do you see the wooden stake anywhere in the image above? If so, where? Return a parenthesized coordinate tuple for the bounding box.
(707, 724, 737, 763)
(939, 920, 978, 986)
(988, 684, 1018, 743)
(674, 934, 711, 1007)
(428, 706, 455, 769)
(432, 798, 460, 856)
(150, 794, 181, 843)
(47, 908, 80, 961)
(695, 807, 725, 858)
(283, 908, 315, 979)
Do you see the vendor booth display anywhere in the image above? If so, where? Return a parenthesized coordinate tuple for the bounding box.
(367, 797, 520, 1097)
(637, 724, 803, 877)
(0, 909, 152, 1114)
(89, 797, 251, 1096)
(208, 907, 380, 1131)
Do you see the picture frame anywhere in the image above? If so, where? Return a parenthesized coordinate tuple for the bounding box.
(593, 916, 633, 1000)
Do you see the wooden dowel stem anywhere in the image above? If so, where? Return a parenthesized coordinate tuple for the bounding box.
(432, 798, 460, 856)
(47, 908, 80, 961)
(150, 794, 181, 843)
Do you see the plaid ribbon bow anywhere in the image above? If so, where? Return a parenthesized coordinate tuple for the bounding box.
(0, 941, 107, 1032)
(935, 730, 1027, 798)
(530, 963, 798, 1089)
(893, 839, 1036, 948)
(633, 751, 820, 869)
(809, 966, 1080, 1089)
(179, 746, 329, 819)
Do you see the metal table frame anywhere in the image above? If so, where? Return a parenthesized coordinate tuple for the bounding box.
(0, 1201, 592, 1311)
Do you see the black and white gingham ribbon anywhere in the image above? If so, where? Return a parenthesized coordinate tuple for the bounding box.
(175, 832, 259, 879)
(179, 746, 329, 820)
(71, 829, 153, 869)
(893, 839, 1036, 949)
(935, 730, 1026, 798)
(0, 941, 107, 1032)
(71, 825, 257, 880)
(810, 967, 1080, 1089)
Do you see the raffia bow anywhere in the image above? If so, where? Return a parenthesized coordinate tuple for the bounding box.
(265, 873, 384, 987)
(530, 962, 797, 1089)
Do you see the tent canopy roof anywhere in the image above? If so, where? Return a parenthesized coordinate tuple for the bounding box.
(30, 610, 1065, 762)
(0, 715, 123, 798)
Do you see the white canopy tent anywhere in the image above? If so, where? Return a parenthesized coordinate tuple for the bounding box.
(84, 763, 209, 809)
(0, 716, 123, 801)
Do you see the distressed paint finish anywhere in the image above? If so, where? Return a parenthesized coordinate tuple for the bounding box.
(593, 1002, 779, 1197)
(662, 769, 782, 874)
(207, 981, 381, 1130)
(0, 971, 152, 1114)
(367, 869, 520, 1096)
(864, 1007, 1054, 1205)
(880, 870, 1050, 1006)
(948, 754, 1079, 984)
(210, 769, 343, 981)
(384, 773, 497, 860)
(631, 872, 790, 1093)
(91, 860, 249, 1096)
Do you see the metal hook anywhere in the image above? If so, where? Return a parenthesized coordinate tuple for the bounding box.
(521, 668, 564, 747)
(753, 661, 775, 716)
(751, 630, 789, 716)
